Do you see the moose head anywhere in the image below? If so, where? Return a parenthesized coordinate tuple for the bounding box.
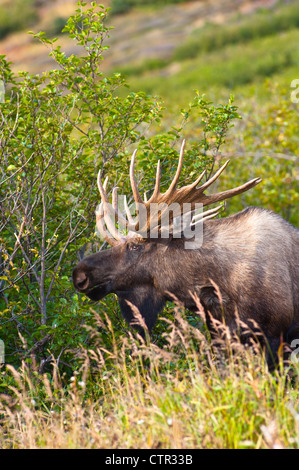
(73, 141, 271, 334)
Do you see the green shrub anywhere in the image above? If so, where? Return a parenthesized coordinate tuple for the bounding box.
(221, 84, 299, 226)
(0, 2, 242, 376)
(0, 2, 162, 373)
(45, 17, 68, 38)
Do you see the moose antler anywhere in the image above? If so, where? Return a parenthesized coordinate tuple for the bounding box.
(96, 140, 262, 245)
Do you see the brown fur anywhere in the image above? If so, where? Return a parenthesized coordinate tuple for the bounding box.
(73, 206, 299, 366)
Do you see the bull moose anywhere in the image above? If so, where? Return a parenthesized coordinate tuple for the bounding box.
(73, 140, 299, 366)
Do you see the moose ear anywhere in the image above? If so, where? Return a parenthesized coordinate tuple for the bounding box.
(117, 285, 165, 336)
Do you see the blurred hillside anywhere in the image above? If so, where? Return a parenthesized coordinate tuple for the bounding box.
(0, 0, 294, 81)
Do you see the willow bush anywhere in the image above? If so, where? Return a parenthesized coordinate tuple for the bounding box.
(0, 2, 241, 375)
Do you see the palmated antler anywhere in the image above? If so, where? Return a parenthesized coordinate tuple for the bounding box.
(95, 140, 262, 245)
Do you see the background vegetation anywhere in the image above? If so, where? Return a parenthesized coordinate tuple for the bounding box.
(0, 0, 298, 449)
(0, 0, 37, 40)
(110, 0, 190, 15)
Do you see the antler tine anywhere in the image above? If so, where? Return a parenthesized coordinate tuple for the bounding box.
(130, 149, 143, 204)
(182, 160, 262, 208)
(194, 209, 222, 224)
(199, 160, 230, 192)
(97, 171, 126, 242)
(202, 177, 262, 206)
(148, 159, 161, 202)
(192, 204, 224, 222)
(99, 170, 130, 227)
(97, 171, 109, 199)
(111, 187, 130, 228)
(103, 201, 125, 242)
(188, 168, 207, 189)
(95, 140, 262, 244)
(192, 204, 224, 225)
(95, 202, 119, 246)
(112, 187, 118, 209)
(124, 195, 136, 226)
(166, 139, 186, 194)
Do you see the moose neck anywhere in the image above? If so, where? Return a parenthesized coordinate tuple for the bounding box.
(154, 217, 236, 309)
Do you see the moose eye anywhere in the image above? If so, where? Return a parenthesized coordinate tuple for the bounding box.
(127, 243, 140, 252)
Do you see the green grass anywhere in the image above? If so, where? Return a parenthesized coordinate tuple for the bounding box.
(112, 1, 299, 109)
(174, 1, 299, 61)
(0, 0, 37, 40)
(111, 0, 190, 16)
(125, 28, 299, 104)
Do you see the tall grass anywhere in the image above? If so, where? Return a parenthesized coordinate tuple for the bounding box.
(1, 306, 299, 449)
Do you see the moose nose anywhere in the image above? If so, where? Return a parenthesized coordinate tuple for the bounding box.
(73, 269, 90, 291)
